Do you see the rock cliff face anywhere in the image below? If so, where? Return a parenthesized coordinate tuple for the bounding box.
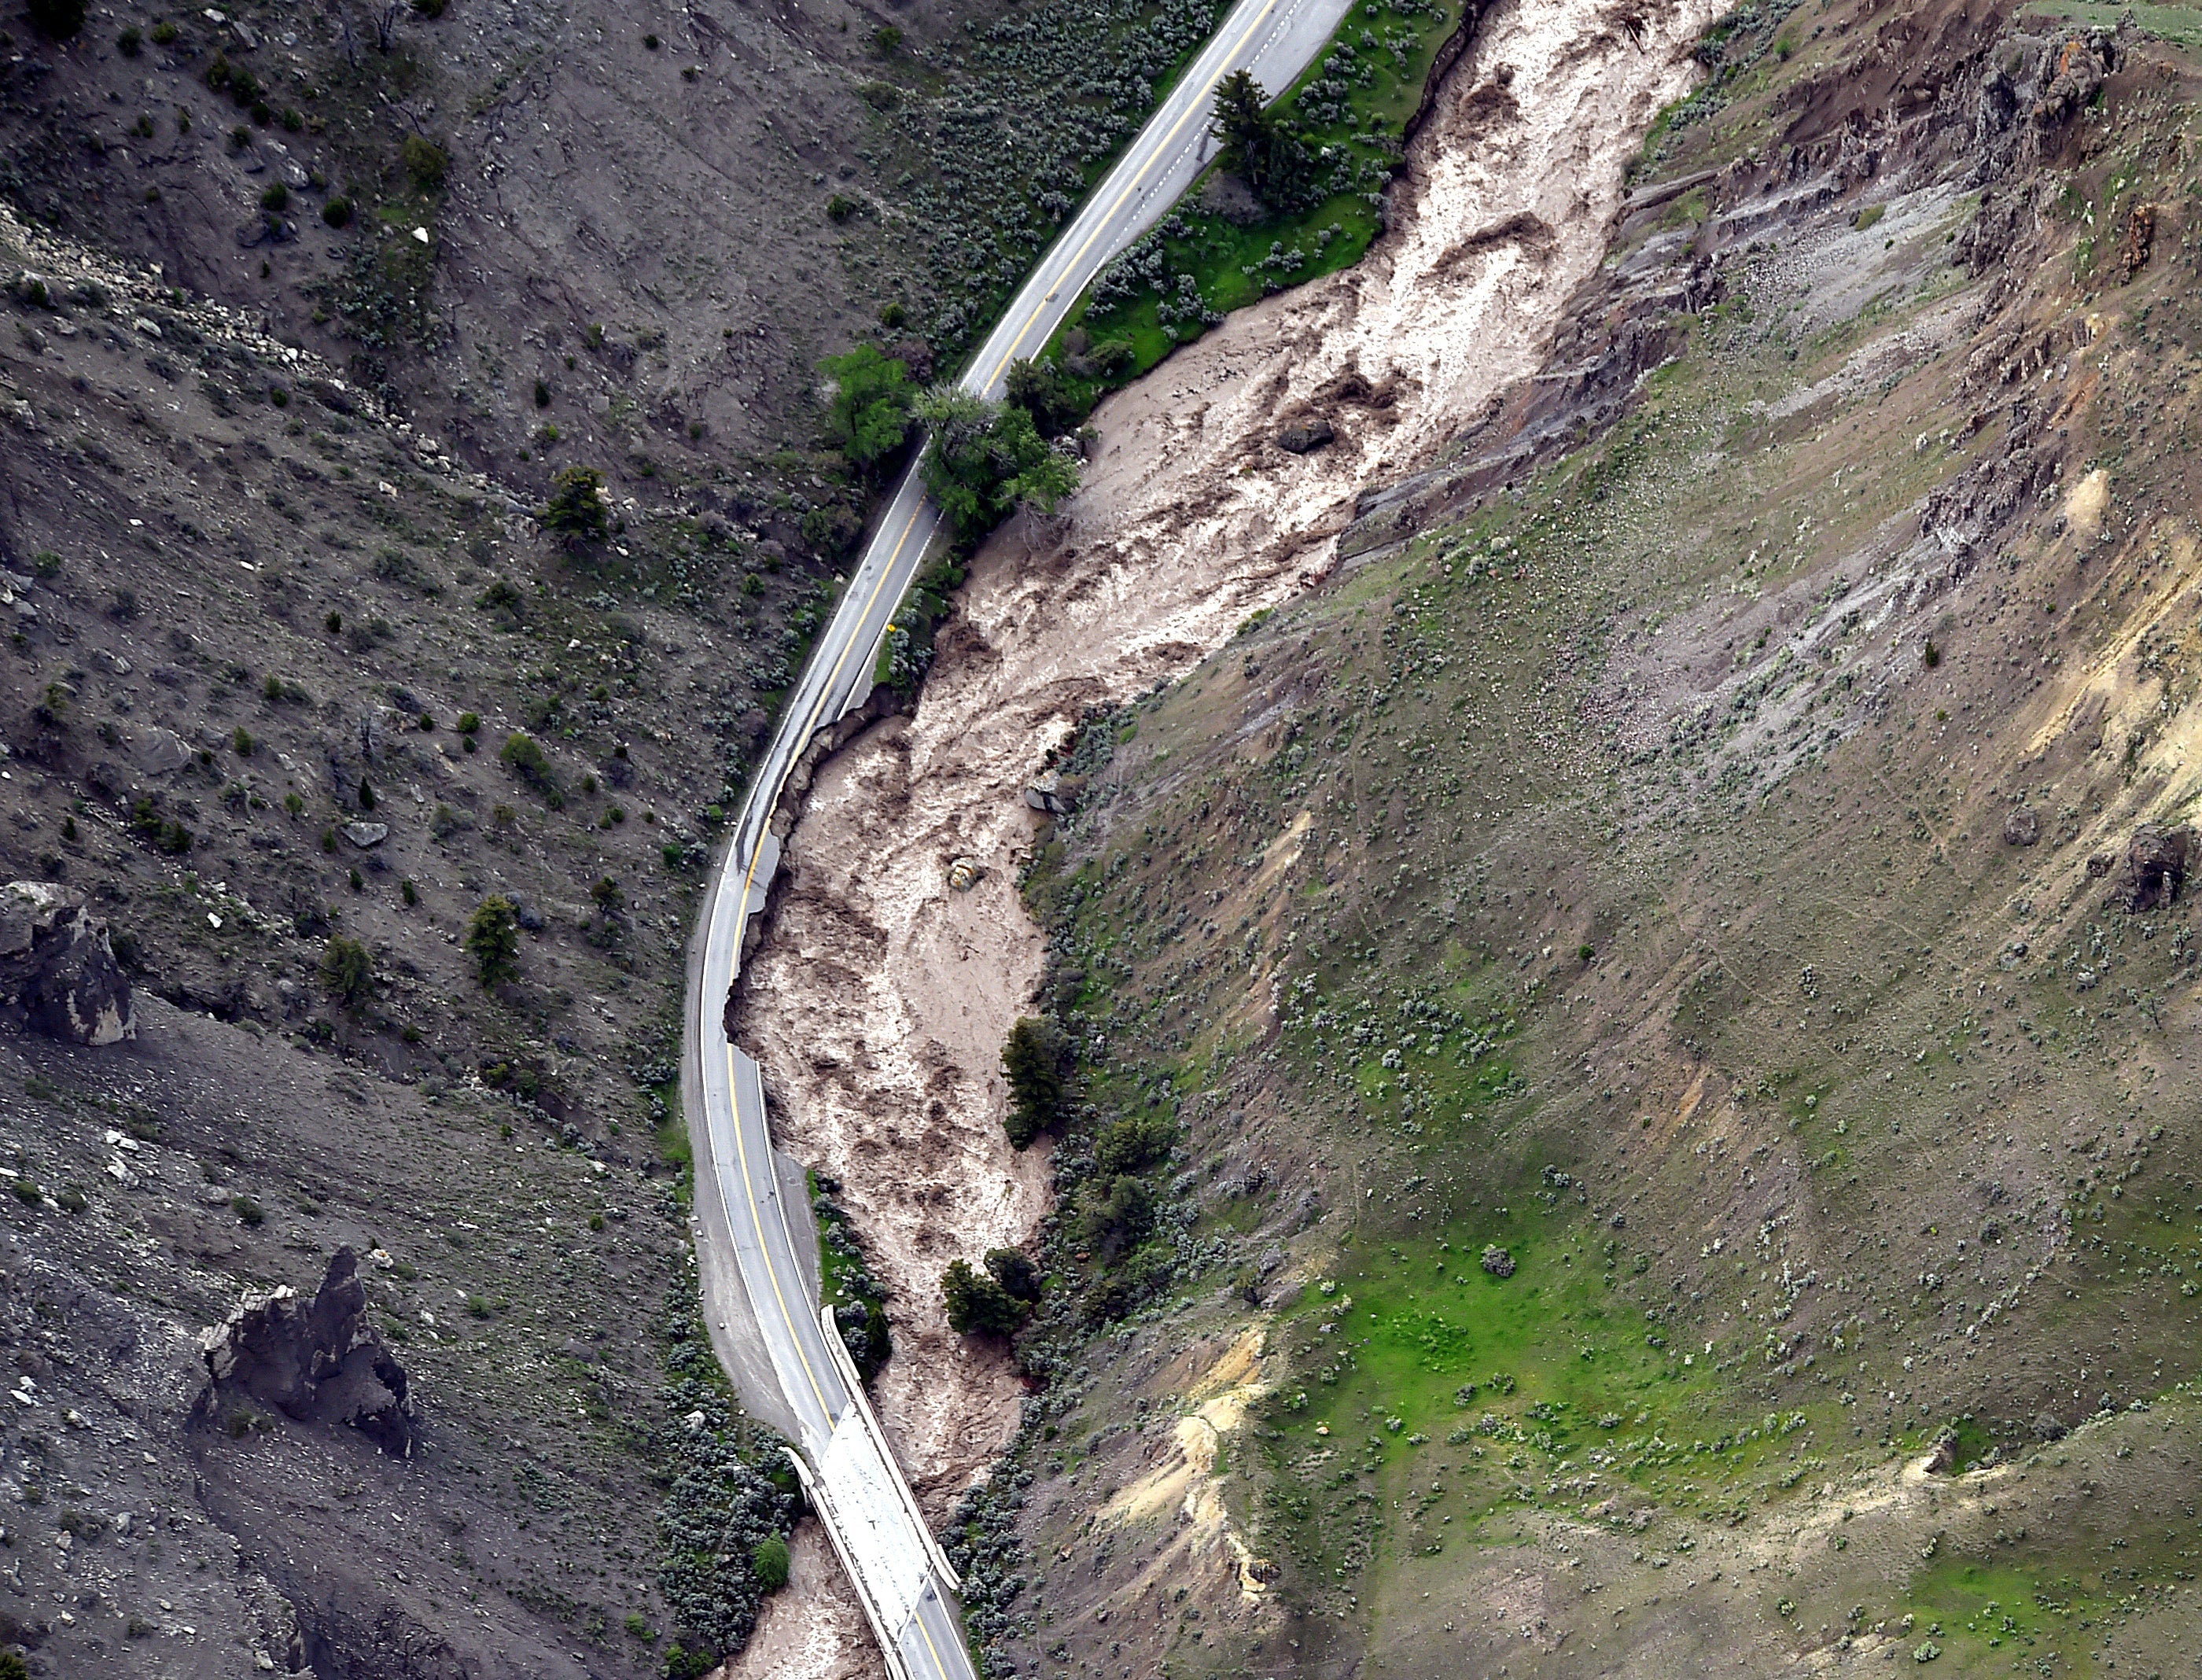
(200, 1247, 416, 1457)
(0, 880, 133, 1044)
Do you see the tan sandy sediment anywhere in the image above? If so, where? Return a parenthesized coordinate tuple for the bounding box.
(727, 2, 1718, 1671)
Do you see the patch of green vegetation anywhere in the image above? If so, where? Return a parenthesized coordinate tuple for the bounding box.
(874, 555, 967, 695)
(1048, 0, 1466, 388)
(2022, 0, 2202, 49)
(811, 1172, 893, 1381)
(653, 1078, 691, 1176)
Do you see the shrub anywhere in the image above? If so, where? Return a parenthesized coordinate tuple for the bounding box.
(129, 795, 190, 853)
(455, 711, 481, 735)
(27, 0, 87, 39)
(1004, 356, 1085, 437)
(1000, 1016, 1068, 1148)
(871, 22, 902, 53)
(750, 1534, 790, 1591)
(539, 466, 611, 540)
(322, 196, 354, 228)
(151, 18, 176, 42)
(465, 895, 521, 988)
(819, 344, 913, 469)
(984, 1247, 1040, 1302)
(499, 731, 561, 804)
(116, 24, 142, 53)
(401, 134, 449, 190)
(318, 934, 374, 1007)
(942, 1258, 1029, 1336)
(230, 1194, 265, 1226)
(1093, 1110, 1174, 1177)
(260, 182, 289, 213)
(533, 378, 550, 407)
(826, 193, 858, 223)
(411, 0, 447, 14)
(1080, 1175, 1154, 1260)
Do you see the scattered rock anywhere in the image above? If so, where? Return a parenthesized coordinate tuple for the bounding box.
(1276, 414, 1336, 455)
(2124, 823, 2193, 912)
(1480, 1243, 1515, 1278)
(2085, 850, 2115, 879)
(2001, 807, 2040, 846)
(0, 882, 135, 1045)
(197, 1247, 415, 1457)
(340, 821, 388, 849)
(947, 857, 980, 890)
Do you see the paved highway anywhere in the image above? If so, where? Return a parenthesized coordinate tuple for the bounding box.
(683, 0, 1357, 1671)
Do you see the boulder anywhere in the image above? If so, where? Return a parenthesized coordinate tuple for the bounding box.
(2125, 823, 2194, 912)
(0, 882, 134, 1045)
(340, 821, 388, 849)
(1276, 414, 1336, 454)
(199, 1247, 415, 1457)
(1480, 1243, 1515, 1278)
(2001, 807, 2040, 846)
(127, 725, 193, 775)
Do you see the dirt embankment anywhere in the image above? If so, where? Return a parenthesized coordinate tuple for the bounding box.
(725, 0, 1720, 1669)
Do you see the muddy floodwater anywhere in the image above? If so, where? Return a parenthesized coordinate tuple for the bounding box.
(725, 0, 1718, 1668)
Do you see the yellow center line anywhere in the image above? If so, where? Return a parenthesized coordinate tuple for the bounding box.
(726, 1042, 832, 1419)
(912, 1593, 952, 1678)
(979, 0, 1288, 389)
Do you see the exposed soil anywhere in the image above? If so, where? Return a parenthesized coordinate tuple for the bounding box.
(729, 0, 1718, 1668)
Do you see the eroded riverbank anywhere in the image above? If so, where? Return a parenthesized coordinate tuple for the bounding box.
(725, 0, 1718, 1668)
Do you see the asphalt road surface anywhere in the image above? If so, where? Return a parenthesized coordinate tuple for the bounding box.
(683, 0, 1357, 1671)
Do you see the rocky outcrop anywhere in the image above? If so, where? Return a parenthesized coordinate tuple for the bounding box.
(0, 881, 134, 1044)
(2034, 27, 2116, 124)
(199, 1247, 416, 1457)
(2124, 824, 2194, 914)
(2002, 808, 2041, 846)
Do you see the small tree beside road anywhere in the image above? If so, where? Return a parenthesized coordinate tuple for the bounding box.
(913, 387, 1079, 543)
(1209, 70, 1316, 210)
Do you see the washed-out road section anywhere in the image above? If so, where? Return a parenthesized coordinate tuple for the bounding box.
(679, 0, 1356, 1673)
